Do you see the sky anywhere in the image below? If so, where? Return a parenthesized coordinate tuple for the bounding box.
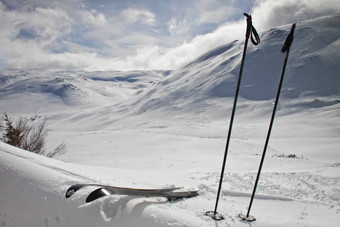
(0, 0, 339, 71)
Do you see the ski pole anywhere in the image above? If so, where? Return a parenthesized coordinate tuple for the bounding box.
(206, 13, 260, 221)
(239, 23, 296, 222)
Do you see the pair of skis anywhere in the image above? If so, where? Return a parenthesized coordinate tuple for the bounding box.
(65, 183, 198, 203)
(207, 13, 296, 221)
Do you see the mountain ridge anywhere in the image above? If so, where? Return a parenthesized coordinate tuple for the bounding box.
(130, 15, 340, 115)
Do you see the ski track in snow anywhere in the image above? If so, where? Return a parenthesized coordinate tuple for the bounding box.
(195, 171, 340, 209)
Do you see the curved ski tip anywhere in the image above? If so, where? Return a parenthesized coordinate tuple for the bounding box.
(65, 189, 75, 198)
(65, 184, 86, 198)
(166, 190, 199, 201)
(86, 188, 111, 203)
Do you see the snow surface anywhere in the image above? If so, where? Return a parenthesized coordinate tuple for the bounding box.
(1, 15, 340, 226)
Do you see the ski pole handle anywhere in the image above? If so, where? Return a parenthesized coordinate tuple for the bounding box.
(281, 23, 296, 53)
(243, 13, 260, 46)
(244, 13, 252, 40)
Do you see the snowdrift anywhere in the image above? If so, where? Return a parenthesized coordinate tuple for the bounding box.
(1, 138, 339, 226)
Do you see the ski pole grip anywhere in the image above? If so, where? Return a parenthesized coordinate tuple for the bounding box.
(243, 13, 260, 46)
(244, 13, 252, 39)
(281, 23, 296, 53)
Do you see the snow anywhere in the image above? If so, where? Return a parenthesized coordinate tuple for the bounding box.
(1, 15, 340, 226)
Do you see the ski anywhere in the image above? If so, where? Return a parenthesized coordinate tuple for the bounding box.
(65, 183, 198, 202)
(85, 187, 199, 203)
(65, 183, 181, 198)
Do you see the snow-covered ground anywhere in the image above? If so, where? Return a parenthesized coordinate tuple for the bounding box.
(0, 15, 339, 226)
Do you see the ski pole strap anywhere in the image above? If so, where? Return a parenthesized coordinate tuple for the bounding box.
(281, 23, 296, 53)
(250, 25, 260, 46)
(244, 13, 260, 46)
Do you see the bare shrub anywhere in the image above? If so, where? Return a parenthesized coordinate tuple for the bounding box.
(1, 113, 67, 158)
(46, 143, 67, 158)
(273, 153, 303, 159)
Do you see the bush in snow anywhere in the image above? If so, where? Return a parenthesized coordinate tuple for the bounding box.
(273, 153, 304, 159)
(0, 113, 67, 158)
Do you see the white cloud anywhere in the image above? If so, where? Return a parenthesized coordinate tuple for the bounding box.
(121, 8, 156, 26)
(80, 9, 107, 27)
(21, 7, 73, 44)
(196, 0, 236, 24)
(167, 18, 191, 37)
(0, 5, 73, 47)
(251, 0, 340, 30)
(104, 0, 340, 70)
(83, 20, 244, 71)
(141, 0, 340, 70)
(1, 0, 339, 71)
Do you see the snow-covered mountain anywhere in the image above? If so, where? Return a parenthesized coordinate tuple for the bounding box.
(131, 15, 340, 115)
(1, 16, 339, 117)
(0, 70, 170, 113)
(0, 15, 339, 227)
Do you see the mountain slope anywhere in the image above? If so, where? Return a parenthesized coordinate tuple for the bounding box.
(131, 15, 340, 115)
(0, 70, 169, 113)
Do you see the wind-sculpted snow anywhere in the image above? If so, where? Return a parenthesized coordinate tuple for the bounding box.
(1, 142, 339, 226)
(186, 41, 238, 65)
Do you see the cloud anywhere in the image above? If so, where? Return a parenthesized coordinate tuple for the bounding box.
(18, 7, 73, 45)
(196, 0, 237, 24)
(121, 8, 156, 26)
(251, 0, 340, 30)
(80, 9, 107, 27)
(0, 0, 339, 71)
(139, 0, 340, 70)
(84, 20, 244, 71)
(98, 0, 340, 70)
(167, 18, 191, 37)
(0, 0, 82, 12)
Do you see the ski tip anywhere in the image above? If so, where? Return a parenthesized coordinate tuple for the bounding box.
(166, 190, 199, 201)
(65, 189, 74, 198)
(65, 184, 86, 198)
(187, 190, 199, 197)
(86, 188, 111, 203)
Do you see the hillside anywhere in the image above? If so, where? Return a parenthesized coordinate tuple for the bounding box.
(129, 15, 340, 115)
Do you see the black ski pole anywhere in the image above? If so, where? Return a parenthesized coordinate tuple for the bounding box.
(239, 23, 296, 222)
(206, 13, 260, 221)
